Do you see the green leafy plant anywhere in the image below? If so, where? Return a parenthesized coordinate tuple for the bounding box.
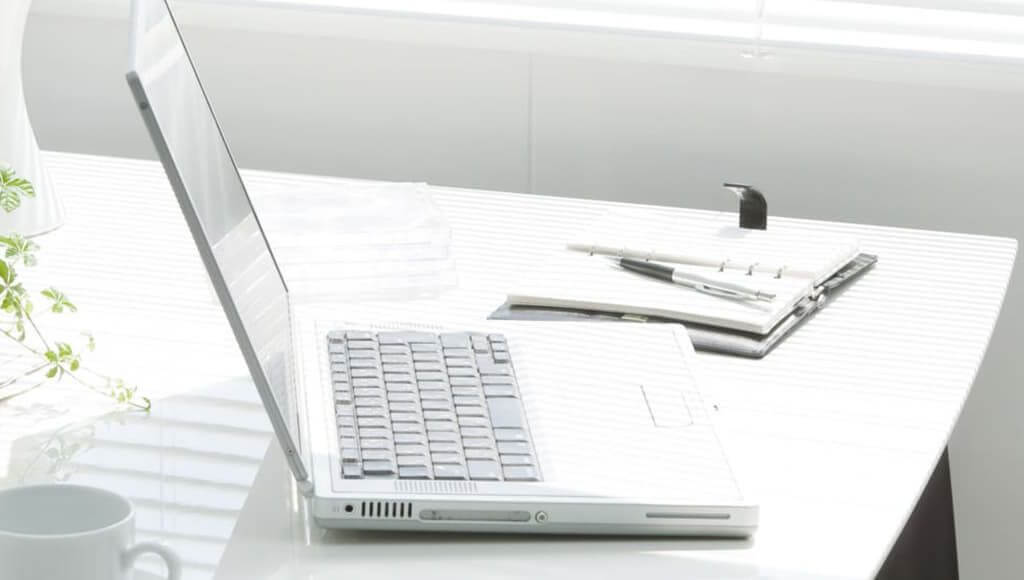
(0, 165, 149, 410)
(0, 165, 36, 213)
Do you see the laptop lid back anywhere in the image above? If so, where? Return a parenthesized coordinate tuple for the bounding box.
(126, 0, 310, 484)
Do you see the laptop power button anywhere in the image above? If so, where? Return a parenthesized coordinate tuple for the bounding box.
(535, 511, 549, 523)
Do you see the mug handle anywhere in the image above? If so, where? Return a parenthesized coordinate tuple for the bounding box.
(124, 541, 182, 580)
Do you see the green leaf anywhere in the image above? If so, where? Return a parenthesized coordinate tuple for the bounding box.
(45, 366, 58, 378)
(42, 287, 76, 314)
(0, 166, 36, 213)
(0, 234, 39, 267)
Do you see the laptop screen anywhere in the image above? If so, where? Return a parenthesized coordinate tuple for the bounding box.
(127, 0, 307, 479)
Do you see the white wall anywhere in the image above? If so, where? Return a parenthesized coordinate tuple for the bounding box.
(22, 5, 1023, 578)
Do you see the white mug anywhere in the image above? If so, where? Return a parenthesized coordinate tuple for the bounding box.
(0, 483, 181, 580)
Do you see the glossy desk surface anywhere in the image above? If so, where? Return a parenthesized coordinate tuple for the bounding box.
(0, 152, 1015, 580)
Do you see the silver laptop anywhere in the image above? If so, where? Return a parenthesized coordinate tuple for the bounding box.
(126, 0, 757, 536)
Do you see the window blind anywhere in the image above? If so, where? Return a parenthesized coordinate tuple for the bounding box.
(233, 0, 1024, 60)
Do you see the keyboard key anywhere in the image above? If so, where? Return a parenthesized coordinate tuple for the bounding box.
(362, 449, 394, 461)
(357, 417, 388, 428)
(340, 447, 359, 462)
(440, 333, 471, 348)
(481, 375, 514, 385)
(451, 387, 482, 397)
(340, 436, 357, 450)
(462, 437, 495, 449)
(465, 448, 498, 460)
(410, 342, 440, 352)
(458, 416, 490, 428)
(354, 396, 385, 407)
(339, 426, 356, 438)
(390, 412, 422, 423)
(455, 405, 487, 417)
(358, 427, 391, 439)
(497, 441, 530, 454)
(383, 373, 413, 383)
(353, 386, 383, 396)
(330, 362, 348, 372)
(396, 443, 427, 455)
(349, 359, 380, 369)
(413, 351, 440, 362)
(381, 354, 411, 364)
(351, 368, 381, 378)
(347, 349, 377, 359)
(420, 399, 453, 411)
(416, 371, 446, 381)
(343, 464, 363, 478)
(389, 402, 418, 413)
(398, 466, 431, 479)
(346, 331, 374, 340)
(488, 399, 525, 429)
(471, 335, 490, 352)
(428, 441, 460, 453)
(484, 385, 517, 398)
(425, 420, 457, 431)
(419, 390, 450, 400)
(427, 430, 460, 442)
(444, 357, 474, 368)
(331, 371, 348, 382)
(494, 428, 528, 441)
(356, 407, 386, 417)
(394, 433, 427, 444)
(360, 438, 393, 450)
(328, 343, 346, 354)
(413, 361, 444, 372)
(392, 422, 422, 433)
(387, 392, 417, 402)
(397, 454, 429, 466)
(434, 464, 468, 480)
(378, 331, 434, 344)
(431, 452, 462, 464)
(468, 459, 501, 481)
(385, 382, 416, 393)
(363, 460, 397, 475)
(503, 465, 539, 481)
(487, 334, 507, 343)
(461, 426, 491, 438)
(493, 351, 510, 363)
(380, 345, 410, 355)
(423, 410, 455, 421)
(382, 363, 411, 373)
(477, 361, 511, 376)
(443, 347, 473, 358)
(352, 378, 382, 388)
(450, 377, 481, 387)
(347, 339, 377, 350)
(453, 395, 482, 406)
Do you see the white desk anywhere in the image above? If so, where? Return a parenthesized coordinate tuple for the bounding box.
(0, 152, 1015, 580)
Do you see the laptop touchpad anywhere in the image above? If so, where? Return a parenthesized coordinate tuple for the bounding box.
(639, 384, 693, 428)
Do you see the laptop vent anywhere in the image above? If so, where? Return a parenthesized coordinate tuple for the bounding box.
(395, 480, 478, 494)
(360, 501, 414, 519)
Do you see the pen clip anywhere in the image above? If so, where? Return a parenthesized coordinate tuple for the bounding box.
(694, 282, 754, 301)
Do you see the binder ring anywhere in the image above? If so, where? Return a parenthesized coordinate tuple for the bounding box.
(719, 259, 730, 272)
(775, 265, 787, 279)
(747, 262, 759, 276)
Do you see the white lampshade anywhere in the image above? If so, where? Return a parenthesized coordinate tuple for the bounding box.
(0, 0, 64, 237)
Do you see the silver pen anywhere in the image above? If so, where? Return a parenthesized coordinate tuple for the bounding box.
(615, 258, 776, 302)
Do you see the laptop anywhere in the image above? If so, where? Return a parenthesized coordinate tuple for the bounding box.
(125, 0, 757, 536)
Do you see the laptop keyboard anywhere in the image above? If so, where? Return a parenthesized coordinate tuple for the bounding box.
(329, 330, 541, 482)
